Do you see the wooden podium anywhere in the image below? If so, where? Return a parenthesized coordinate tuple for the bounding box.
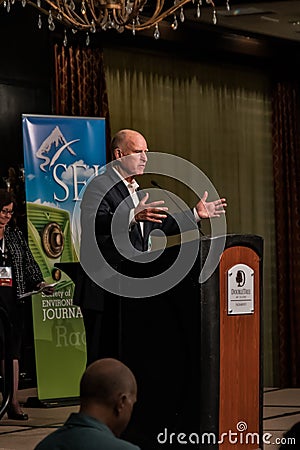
(57, 234, 263, 449)
(198, 234, 263, 450)
(119, 234, 263, 450)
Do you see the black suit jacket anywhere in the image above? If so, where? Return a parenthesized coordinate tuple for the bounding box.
(74, 166, 196, 311)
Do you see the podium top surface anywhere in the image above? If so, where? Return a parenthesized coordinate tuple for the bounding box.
(200, 233, 263, 253)
(54, 235, 263, 284)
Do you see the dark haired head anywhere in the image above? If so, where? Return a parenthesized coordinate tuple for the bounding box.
(0, 189, 16, 212)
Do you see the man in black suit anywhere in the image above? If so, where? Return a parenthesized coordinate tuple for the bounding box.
(74, 128, 227, 366)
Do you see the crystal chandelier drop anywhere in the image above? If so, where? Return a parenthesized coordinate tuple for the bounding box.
(1, 0, 230, 43)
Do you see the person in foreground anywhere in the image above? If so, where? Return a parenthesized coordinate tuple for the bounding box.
(278, 421, 300, 448)
(0, 189, 53, 421)
(34, 358, 141, 450)
(74, 128, 227, 365)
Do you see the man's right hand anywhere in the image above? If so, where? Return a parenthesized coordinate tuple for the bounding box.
(134, 193, 168, 224)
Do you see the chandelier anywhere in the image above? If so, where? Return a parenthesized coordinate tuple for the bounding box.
(1, 0, 230, 43)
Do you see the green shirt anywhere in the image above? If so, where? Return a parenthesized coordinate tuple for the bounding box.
(34, 412, 141, 450)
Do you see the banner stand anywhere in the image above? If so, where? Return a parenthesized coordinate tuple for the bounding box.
(22, 114, 107, 403)
(24, 262, 82, 408)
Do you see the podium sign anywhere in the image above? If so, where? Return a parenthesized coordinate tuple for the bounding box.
(227, 263, 254, 315)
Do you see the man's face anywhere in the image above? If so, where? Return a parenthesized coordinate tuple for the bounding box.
(115, 133, 148, 178)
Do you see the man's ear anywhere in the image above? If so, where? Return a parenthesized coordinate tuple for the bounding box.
(114, 393, 127, 416)
(114, 148, 122, 160)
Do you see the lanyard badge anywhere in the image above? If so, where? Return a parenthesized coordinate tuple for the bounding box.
(0, 238, 12, 286)
(0, 266, 12, 286)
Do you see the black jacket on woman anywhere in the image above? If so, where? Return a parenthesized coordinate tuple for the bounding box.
(4, 226, 44, 299)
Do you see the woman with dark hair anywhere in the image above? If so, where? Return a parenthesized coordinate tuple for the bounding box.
(0, 188, 51, 420)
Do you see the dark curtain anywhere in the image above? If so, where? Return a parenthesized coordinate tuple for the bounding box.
(272, 80, 300, 387)
(53, 44, 111, 161)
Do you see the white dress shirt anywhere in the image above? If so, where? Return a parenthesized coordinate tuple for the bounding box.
(112, 167, 144, 236)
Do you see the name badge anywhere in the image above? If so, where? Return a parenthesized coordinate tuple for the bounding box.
(0, 267, 12, 287)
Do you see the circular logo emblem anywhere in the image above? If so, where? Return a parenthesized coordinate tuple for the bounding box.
(41, 222, 64, 258)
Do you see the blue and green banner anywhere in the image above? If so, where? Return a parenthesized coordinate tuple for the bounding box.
(22, 114, 106, 401)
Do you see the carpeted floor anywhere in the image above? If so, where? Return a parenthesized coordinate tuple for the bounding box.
(0, 387, 300, 449)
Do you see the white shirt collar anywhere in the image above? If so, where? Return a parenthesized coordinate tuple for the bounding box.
(112, 166, 139, 192)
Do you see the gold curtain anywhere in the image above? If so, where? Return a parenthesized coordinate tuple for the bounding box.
(103, 47, 277, 386)
(272, 81, 300, 387)
(51, 43, 300, 387)
(53, 44, 111, 160)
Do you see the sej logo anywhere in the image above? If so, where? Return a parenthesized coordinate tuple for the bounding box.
(35, 125, 101, 202)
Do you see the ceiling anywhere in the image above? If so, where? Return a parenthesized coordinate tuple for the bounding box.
(183, 0, 300, 43)
(1, 0, 300, 50)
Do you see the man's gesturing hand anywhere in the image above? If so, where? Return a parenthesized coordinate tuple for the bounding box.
(195, 191, 227, 219)
(134, 193, 168, 224)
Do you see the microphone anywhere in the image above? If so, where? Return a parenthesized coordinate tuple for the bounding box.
(150, 180, 205, 236)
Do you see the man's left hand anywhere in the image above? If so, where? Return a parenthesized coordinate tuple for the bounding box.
(195, 191, 227, 219)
